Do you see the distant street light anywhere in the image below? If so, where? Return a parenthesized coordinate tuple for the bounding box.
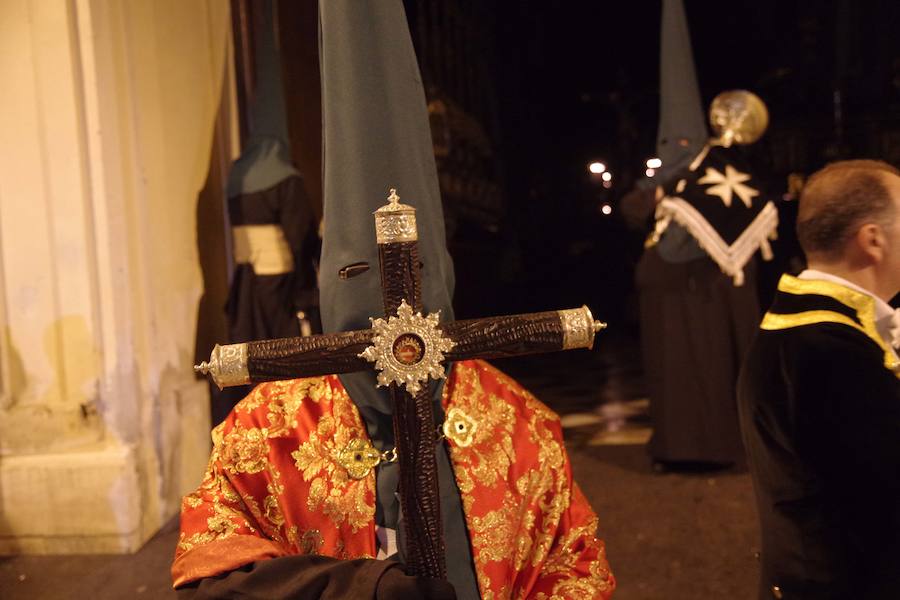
(645, 168, 656, 178)
(589, 162, 606, 174)
(601, 171, 612, 182)
(646, 157, 662, 169)
(600, 203, 613, 215)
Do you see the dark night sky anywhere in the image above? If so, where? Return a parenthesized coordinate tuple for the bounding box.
(493, 0, 900, 189)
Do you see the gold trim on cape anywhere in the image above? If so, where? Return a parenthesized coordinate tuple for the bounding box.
(762, 275, 900, 375)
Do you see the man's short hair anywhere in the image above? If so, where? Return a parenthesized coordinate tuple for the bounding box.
(797, 159, 900, 257)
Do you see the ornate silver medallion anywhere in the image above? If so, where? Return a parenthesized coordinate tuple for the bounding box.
(359, 299, 455, 394)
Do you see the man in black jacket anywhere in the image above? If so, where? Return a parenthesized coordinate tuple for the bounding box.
(738, 159, 900, 599)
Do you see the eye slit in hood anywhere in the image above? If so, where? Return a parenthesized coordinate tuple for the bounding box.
(339, 262, 370, 279)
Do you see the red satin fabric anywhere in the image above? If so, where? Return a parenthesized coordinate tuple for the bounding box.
(173, 360, 615, 598)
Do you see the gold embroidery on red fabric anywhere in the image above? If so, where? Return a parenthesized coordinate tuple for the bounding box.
(268, 378, 333, 432)
(524, 393, 568, 567)
(441, 363, 533, 600)
(178, 431, 260, 555)
(446, 364, 517, 490)
(300, 529, 324, 554)
(541, 518, 614, 596)
(445, 362, 615, 599)
(177, 500, 252, 552)
(179, 377, 340, 550)
(262, 471, 287, 532)
(469, 492, 518, 563)
(221, 422, 270, 475)
(443, 407, 478, 447)
(290, 383, 375, 532)
(284, 526, 325, 555)
(335, 438, 382, 480)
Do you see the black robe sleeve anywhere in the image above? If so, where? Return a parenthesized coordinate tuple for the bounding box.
(176, 554, 456, 600)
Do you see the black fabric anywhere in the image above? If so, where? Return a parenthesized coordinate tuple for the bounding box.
(655, 221, 707, 263)
(664, 145, 769, 246)
(767, 292, 862, 326)
(226, 176, 320, 343)
(175, 554, 457, 600)
(738, 291, 900, 599)
(637, 247, 759, 463)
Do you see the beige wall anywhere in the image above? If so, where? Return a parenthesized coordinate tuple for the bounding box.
(0, 0, 238, 553)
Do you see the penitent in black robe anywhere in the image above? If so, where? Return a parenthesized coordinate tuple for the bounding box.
(636, 238, 760, 465)
(738, 275, 900, 600)
(226, 174, 319, 344)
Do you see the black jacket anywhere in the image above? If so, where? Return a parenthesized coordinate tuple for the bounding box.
(738, 275, 900, 600)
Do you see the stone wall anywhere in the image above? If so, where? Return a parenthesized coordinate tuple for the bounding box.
(0, 0, 237, 553)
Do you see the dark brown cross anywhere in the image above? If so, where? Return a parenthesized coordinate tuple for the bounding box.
(196, 189, 605, 579)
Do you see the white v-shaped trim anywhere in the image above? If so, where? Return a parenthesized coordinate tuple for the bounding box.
(656, 197, 778, 286)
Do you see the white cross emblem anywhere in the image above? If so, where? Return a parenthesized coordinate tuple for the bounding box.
(697, 164, 759, 208)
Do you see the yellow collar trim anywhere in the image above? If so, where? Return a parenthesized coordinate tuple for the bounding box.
(763, 275, 899, 375)
(777, 274, 876, 315)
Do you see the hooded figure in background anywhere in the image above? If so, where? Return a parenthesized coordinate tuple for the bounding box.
(172, 2, 614, 598)
(634, 0, 775, 468)
(225, 0, 319, 346)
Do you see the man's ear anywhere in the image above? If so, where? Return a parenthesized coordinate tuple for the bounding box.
(854, 223, 886, 263)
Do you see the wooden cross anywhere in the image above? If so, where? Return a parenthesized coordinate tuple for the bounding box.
(196, 189, 606, 579)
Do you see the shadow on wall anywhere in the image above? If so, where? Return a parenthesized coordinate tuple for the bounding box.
(154, 359, 211, 522)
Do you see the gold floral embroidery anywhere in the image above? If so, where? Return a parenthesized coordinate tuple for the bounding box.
(469, 491, 535, 572)
(284, 526, 325, 555)
(266, 378, 333, 433)
(444, 362, 613, 599)
(522, 393, 568, 567)
(262, 472, 287, 531)
(177, 376, 377, 564)
(264, 494, 285, 528)
(335, 438, 382, 480)
(446, 364, 517, 490)
(300, 529, 324, 554)
(540, 519, 614, 598)
(233, 384, 268, 414)
(177, 501, 250, 551)
(221, 422, 270, 475)
(443, 407, 477, 447)
(290, 385, 375, 532)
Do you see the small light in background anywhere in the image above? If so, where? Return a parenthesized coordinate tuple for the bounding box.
(645, 168, 656, 178)
(646, 157, 662, 169)
(601, 171, 612, 182)
(588, 161, 606, 174)
(600, 203, 613, 215)
(602, 180, 612, 189)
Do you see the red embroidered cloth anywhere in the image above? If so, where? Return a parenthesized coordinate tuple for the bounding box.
(173, 360, 615, 599)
